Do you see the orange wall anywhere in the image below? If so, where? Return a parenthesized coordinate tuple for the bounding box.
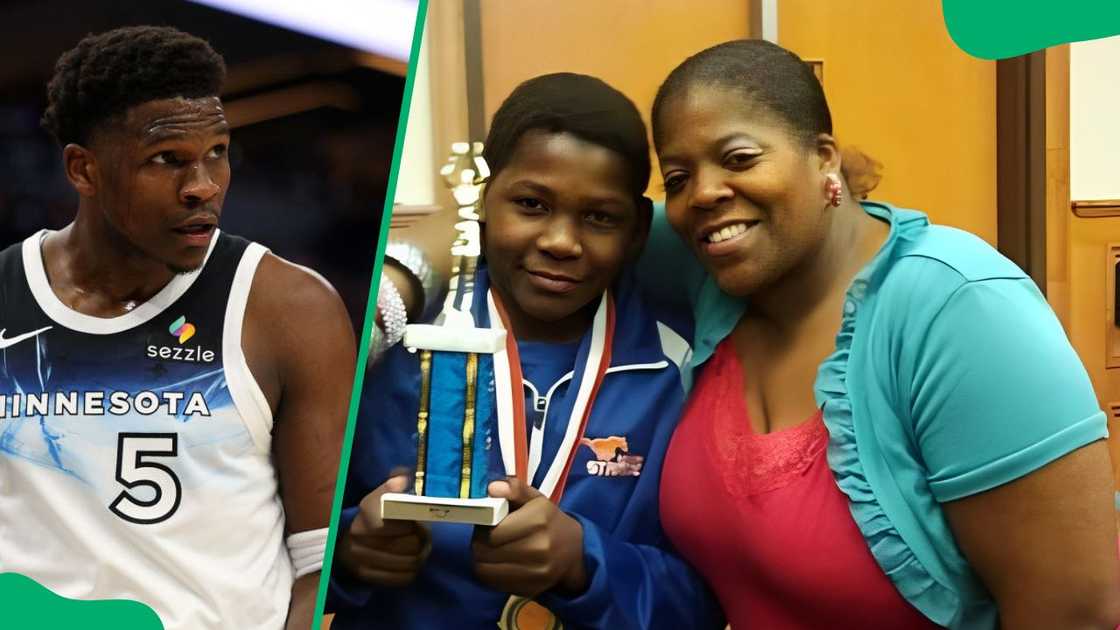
(478, 2, 997, 244)
(1044, 45, 1120, 481)
(478, 0, 751, 196)
(1068, 217, 1120, 473)
(1046, 46, 1072, 332)
(1043, 45, 1120, 480)
(477, 1, 994, 239)
(779, 0, 998, 245)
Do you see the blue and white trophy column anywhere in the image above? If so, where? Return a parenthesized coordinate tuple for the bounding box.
(380, 142, 510, 526)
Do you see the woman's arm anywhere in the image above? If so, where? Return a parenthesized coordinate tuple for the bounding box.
(908, 276, 1120, 628)
(943, 441, 1120, 629)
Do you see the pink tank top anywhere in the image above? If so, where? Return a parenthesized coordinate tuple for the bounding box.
(660, 340, 942, 629)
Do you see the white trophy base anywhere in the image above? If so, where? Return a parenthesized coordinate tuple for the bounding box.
(403, 323, 506, 354)
(381, 493, 509, 526)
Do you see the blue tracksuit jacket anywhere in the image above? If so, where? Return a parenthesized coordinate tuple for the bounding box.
(328, 268, 722, 629)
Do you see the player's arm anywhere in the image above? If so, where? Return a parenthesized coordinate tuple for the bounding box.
(243, 253, 356, 630)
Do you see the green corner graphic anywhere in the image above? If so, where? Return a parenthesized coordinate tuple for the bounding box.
(0, 573, 163, 629)
(943, 0, 1120, 59)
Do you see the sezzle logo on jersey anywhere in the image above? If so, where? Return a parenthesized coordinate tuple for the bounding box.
(147, 315, 215, 363)
(0, 390, 211, 418)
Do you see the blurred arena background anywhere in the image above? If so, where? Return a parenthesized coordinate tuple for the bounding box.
(0, 0, 418, 330)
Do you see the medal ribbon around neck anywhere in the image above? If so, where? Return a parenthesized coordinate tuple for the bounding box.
(487, 289, 615, 502)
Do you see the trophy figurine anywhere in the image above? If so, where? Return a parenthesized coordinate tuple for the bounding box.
(380, 142, 511, 526)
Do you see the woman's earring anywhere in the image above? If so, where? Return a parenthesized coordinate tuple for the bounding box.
(825, 173, 843, 207)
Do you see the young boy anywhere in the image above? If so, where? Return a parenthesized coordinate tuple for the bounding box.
(329, 73, 721, 629)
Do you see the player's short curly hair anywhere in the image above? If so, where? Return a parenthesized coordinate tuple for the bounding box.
(41, 25, 226, 147)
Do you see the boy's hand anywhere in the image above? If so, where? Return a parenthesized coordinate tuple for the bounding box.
(471, 478, 587, 597)
(338, 474, 431, 587)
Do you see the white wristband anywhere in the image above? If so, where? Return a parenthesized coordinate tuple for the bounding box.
(286, 527, 329, 579)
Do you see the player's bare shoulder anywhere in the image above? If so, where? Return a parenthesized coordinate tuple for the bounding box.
(252, 252, 349, 324)
(242, 251, 356, 410)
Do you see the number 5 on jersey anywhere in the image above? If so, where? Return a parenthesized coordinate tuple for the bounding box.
(110, 433, 182, 524)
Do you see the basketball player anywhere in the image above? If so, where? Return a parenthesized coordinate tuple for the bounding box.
(0, 26, 355, 630)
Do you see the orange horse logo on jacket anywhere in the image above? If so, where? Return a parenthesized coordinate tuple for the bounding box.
(579, 436, 643, 477)
(579, 436, 629, 461)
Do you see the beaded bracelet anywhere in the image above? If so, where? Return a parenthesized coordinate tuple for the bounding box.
(384, 241, 442, 321)
(373, 273, 408, 357)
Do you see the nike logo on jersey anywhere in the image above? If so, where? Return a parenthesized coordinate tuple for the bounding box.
(0, 326, 52, 349)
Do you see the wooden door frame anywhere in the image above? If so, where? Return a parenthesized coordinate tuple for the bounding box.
(996, 51, 1048, 293)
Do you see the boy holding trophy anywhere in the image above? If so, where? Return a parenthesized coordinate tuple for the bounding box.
(329, 74, 721, 630)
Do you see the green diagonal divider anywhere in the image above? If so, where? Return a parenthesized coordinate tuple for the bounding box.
(311, 0, 430, 628)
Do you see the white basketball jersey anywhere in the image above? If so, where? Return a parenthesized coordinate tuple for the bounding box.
(0, 230, 292, 629)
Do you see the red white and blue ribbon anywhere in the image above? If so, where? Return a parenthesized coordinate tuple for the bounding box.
(487, 289, 615, 502)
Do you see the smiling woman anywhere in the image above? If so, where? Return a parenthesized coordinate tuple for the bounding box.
(647, 39, 1120, 629)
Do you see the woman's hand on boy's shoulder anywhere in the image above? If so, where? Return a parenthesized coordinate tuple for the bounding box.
(338, 474, 431, 587)
(471, 478, 588, 598)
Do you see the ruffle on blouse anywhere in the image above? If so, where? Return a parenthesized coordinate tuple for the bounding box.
(814, 206, 961, 627)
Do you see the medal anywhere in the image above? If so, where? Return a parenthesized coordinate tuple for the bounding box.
(498, 596, 564, 630)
